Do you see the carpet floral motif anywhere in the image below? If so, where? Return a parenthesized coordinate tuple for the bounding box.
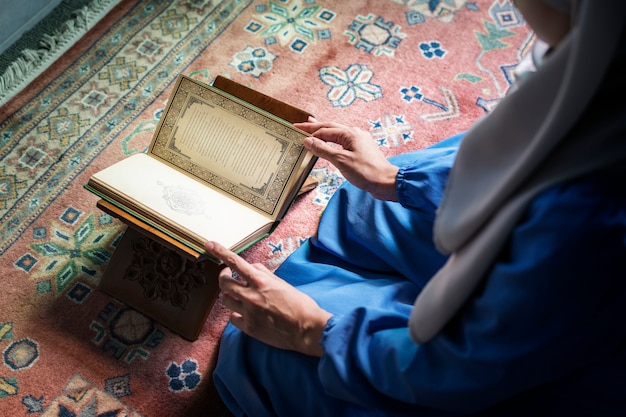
(16, 208, 121, 297)
(91, 302, 164, 363)
(247, 0, 336, 52)
(345, 14, 406, 56)
(165, 358, 202, 392)
(320, 64, 383, 107)
(370, 115, 415, 148)
(230, 46, 277, 78)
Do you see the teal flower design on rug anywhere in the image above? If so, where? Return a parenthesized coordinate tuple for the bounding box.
(247, 0, 335, 52)
(18, 208, 122, 296)
(319, 64, 382, 107)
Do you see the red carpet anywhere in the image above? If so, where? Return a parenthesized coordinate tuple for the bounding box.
(0, 1, 529, 415)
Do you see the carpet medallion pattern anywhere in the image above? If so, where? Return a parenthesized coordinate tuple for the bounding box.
(0, 0, 529, 415)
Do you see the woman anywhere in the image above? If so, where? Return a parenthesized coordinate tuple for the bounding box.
(206, 0, 626, 415)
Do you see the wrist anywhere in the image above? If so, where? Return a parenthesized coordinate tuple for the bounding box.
(300, 310, 332, 357)
(369, 165, 399, 201)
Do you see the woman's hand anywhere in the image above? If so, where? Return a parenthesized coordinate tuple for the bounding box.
(205, 241, 332, 357)
(295, 118, 399, 201)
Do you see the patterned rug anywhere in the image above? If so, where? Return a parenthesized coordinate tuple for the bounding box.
(0, 1, 529, 415)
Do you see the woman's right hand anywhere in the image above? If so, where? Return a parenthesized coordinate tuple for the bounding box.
(295, 118, 399, 201)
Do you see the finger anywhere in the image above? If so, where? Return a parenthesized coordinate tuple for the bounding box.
(217, 269, 249, 316)
(205, 241, 261, 286)
(294, 121, 347, 135)
(304, 136, 342, 161)
(218, 264, 249, 286)
(220, 290, 244, 312)
(304, 125, 360, 159)
(228, 312, 245, 331)
(294, 121, 319, 134)
(218, 267, 245, 293)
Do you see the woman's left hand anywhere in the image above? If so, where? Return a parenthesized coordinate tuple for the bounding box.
(205, 241, 332, 357)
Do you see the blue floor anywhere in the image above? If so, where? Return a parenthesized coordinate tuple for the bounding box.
(0, 0, 62, 55)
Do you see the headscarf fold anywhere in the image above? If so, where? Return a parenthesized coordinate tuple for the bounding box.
(410, 0, 626, 343)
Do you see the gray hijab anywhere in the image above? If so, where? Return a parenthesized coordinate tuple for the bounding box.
(409, 0, 626, 343)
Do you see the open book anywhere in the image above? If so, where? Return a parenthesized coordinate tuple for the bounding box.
(85, 75, 316, 257)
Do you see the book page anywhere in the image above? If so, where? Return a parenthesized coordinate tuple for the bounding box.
(149, 76, 309, 218)
(173, 98, 283, 191)
(88, 153, 271, 251)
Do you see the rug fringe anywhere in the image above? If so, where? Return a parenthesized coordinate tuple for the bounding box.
(0, 0, 121, 107)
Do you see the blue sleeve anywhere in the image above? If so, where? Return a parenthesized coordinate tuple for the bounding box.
(391, 132, 462, 218)
(317, 171, 626, 415)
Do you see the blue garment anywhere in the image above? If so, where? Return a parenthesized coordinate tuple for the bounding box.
(213, 133, 626, 416)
